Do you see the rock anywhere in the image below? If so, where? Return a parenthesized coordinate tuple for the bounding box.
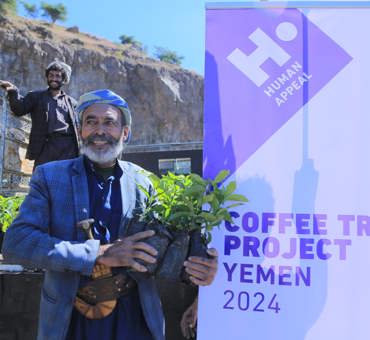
(70, 38, 84, 45)
(0, 15, 9, 25)
(66, 26, 79, 33)
(85, 33, 99, 40)
(32, 26, 53, 39)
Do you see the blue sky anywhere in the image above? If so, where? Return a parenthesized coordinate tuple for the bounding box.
(17, 1, 360, 74)
(18, 0, 242, 75)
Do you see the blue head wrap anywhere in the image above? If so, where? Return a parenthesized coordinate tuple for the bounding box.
(76, 89, 132, 127)
(76, 89, 132, 142)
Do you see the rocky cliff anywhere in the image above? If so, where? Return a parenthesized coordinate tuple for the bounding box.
(0, 14, 203, 194)
(0, 14, 203, 145)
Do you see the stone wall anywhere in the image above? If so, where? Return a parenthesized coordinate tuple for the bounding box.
(0, 93, 33, 195)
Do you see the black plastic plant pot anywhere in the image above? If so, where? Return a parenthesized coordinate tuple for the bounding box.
(181, 230, 210, 284)
(156, 231, 190, 281)
(188, 230, 208, 258)
(125, 218, 172, 276)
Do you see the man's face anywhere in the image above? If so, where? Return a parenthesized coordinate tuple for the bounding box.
(47, 70, 63, 90)
(80, 103, 130, 165)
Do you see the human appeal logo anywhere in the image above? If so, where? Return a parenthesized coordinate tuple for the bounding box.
(204, 8, 353, 176)
(225, 12, 351, 109)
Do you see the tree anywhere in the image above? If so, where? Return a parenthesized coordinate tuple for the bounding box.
(119, 34, 136, 45)
(21, 1, 38, 18)
(119, 34, 142, 50)
(154, 46, 184, 66)
(0, 0, 17, 15)
(40, 2, 67, 23)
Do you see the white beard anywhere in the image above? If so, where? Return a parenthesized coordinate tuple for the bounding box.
(80, 141, 125, 165)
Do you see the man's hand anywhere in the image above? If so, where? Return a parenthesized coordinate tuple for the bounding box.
(0, 80, 16, 91)
(180, 297, 198, 339)
(184, 248, 218, 286)
(96, 230, 158, 272)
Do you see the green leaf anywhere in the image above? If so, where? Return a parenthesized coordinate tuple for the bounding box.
(148, 173, 160, 186)
(200, 212, 217, 223)
(172, 204, 192, 214)
(202, 194, 214, 203)
(225, 203, 244, 209)
(226, 194, 249, 202)
(184, 185, 205, 197)
(167, 171, 177, 179)
(137, 184, 150, 198)
(189, 173, 206, 185)
(214, 170, 230, 184)
(216, 208, 231, 221)
(213, 187, 226, 202)
(210, 196, 220, 211)
(225, 181, 237, 195)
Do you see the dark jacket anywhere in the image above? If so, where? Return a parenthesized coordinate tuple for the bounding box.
(7, 88, 79, 160)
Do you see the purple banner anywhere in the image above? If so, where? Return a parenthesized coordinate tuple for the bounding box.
(203, 8, 351, 180)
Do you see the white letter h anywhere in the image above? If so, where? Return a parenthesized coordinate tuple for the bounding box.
(227, 28, 291, 87)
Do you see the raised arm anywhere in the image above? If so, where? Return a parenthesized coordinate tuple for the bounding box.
(0, 80, 36, 116)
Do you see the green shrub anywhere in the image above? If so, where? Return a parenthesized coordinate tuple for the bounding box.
(0, 195, 24, 233)
(21, 1, 38, 18)
(138, 170, 248, 243)
(0, 0, 17, 15)
(41, 2, 66, 23)
(154, 46, 184, 65)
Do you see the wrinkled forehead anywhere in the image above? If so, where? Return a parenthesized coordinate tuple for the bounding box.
(82, 103, 121, 121)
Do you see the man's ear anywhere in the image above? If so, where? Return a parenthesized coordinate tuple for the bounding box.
(122, 126, 130, 142)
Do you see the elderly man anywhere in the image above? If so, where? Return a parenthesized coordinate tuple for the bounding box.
(0, 60, 79, 169)
(2, 89, 217, 340)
